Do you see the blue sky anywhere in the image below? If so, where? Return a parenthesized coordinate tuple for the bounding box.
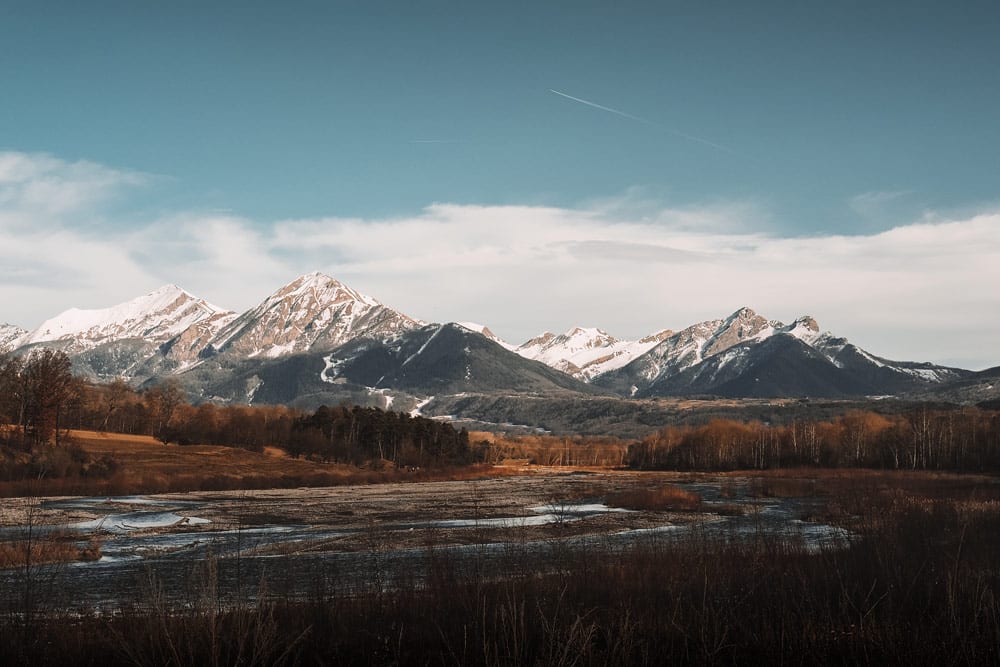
(2, 1, 999, 368)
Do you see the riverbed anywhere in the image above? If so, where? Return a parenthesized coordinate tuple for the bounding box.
(0, 471, 849, 612)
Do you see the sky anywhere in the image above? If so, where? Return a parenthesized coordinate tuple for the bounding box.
(1, 1, 999, 369)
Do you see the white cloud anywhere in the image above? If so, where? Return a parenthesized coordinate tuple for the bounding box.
(266, 204, 1000, 368)
(1, 151, 997, 369)
(0, 151, 147, 224)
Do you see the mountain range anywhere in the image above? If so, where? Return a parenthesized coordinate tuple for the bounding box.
(2, 273, 990, 427)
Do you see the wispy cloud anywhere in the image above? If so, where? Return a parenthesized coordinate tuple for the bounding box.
(0, 151, 148, 226)
(548, 89, 737, 155)
(849, 190, 913, 220)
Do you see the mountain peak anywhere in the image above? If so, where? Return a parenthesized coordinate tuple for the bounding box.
(561, 326, 617, 345)
(729, 306, 759, 321)
(274, 272, 378, 308)
(282, 271, 340, 290)
(519, 331, 556, 348)
(210, 272, 419, 358)
(454, 322, 514, 350)
(705, 307, 774, 357)
(152, 283, 188, 296)
(793, 315, 820, 333)
(292, 271, 336, 285)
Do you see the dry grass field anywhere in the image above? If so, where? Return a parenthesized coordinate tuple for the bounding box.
(67, 430, 336, 478)
(0, 430, 506, 498)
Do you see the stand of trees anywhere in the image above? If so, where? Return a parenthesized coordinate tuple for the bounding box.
(288, 405, 472, 467)
(0, 351, 473, 470)
(629, 408, 1000, 471)
(0, 350, 80, 448)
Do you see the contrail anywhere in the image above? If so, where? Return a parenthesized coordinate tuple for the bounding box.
(548, 88, 736, 155)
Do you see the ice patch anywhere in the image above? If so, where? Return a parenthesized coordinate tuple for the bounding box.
(419, 502, 631, 530)
(528, 503, 632, 515)
(70, 512, 211, 534)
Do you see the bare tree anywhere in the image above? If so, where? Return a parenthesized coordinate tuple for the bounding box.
(144, 378, 185, 442)
(8, 349, 79, 446)
(98, 377, 131, 432)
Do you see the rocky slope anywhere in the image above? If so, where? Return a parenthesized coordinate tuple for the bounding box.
(593, 308, 969, 398)
(0, 324, 27, 353)
(205, 272, 421, 360)
(200, 322, 603, 410)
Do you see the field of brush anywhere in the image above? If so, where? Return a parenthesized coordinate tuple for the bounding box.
(2, 456, 999, 664)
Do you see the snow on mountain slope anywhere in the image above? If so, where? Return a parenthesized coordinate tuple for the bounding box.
(598, 307, 778, 392)
(18, 285, 231, 353)
(208, 272, 421, 359)
(515, 326, 673, 381)
(454, 322, 516, 350)
(595, 307, 969, 397)
(7, 279, 972, 401)
(0, 324, 27, 352)
(305, 322, 598, 397)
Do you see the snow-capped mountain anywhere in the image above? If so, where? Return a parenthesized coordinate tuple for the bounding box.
(205, 272, 421, 359)
(515, 326, 673, 381)
(591, 307, 777, 393)
(0, 324, 27, 353)
(3, 281, 976, 404)
(17, 285, 233, 354)
(593, 307, 970, 398)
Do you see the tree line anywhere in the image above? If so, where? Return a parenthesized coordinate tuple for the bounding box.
(0, 350, 473, 470)
(628, 408, 1000, 471)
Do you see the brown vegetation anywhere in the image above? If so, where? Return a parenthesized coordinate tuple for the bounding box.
(0, 534, 100, 569)
(631, 407, 1000, 471)
(605, 484, 702, 511)
(0, 430, 504, 497)
(2, 473, 999, 665)
(473, 431, 632, 467)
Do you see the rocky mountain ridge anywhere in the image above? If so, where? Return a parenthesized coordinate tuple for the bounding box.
(205, 272, 422, 360)
(14, 285, 232, 355)
(0, 324, 27, 353)
(2, 275, 980, 409)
